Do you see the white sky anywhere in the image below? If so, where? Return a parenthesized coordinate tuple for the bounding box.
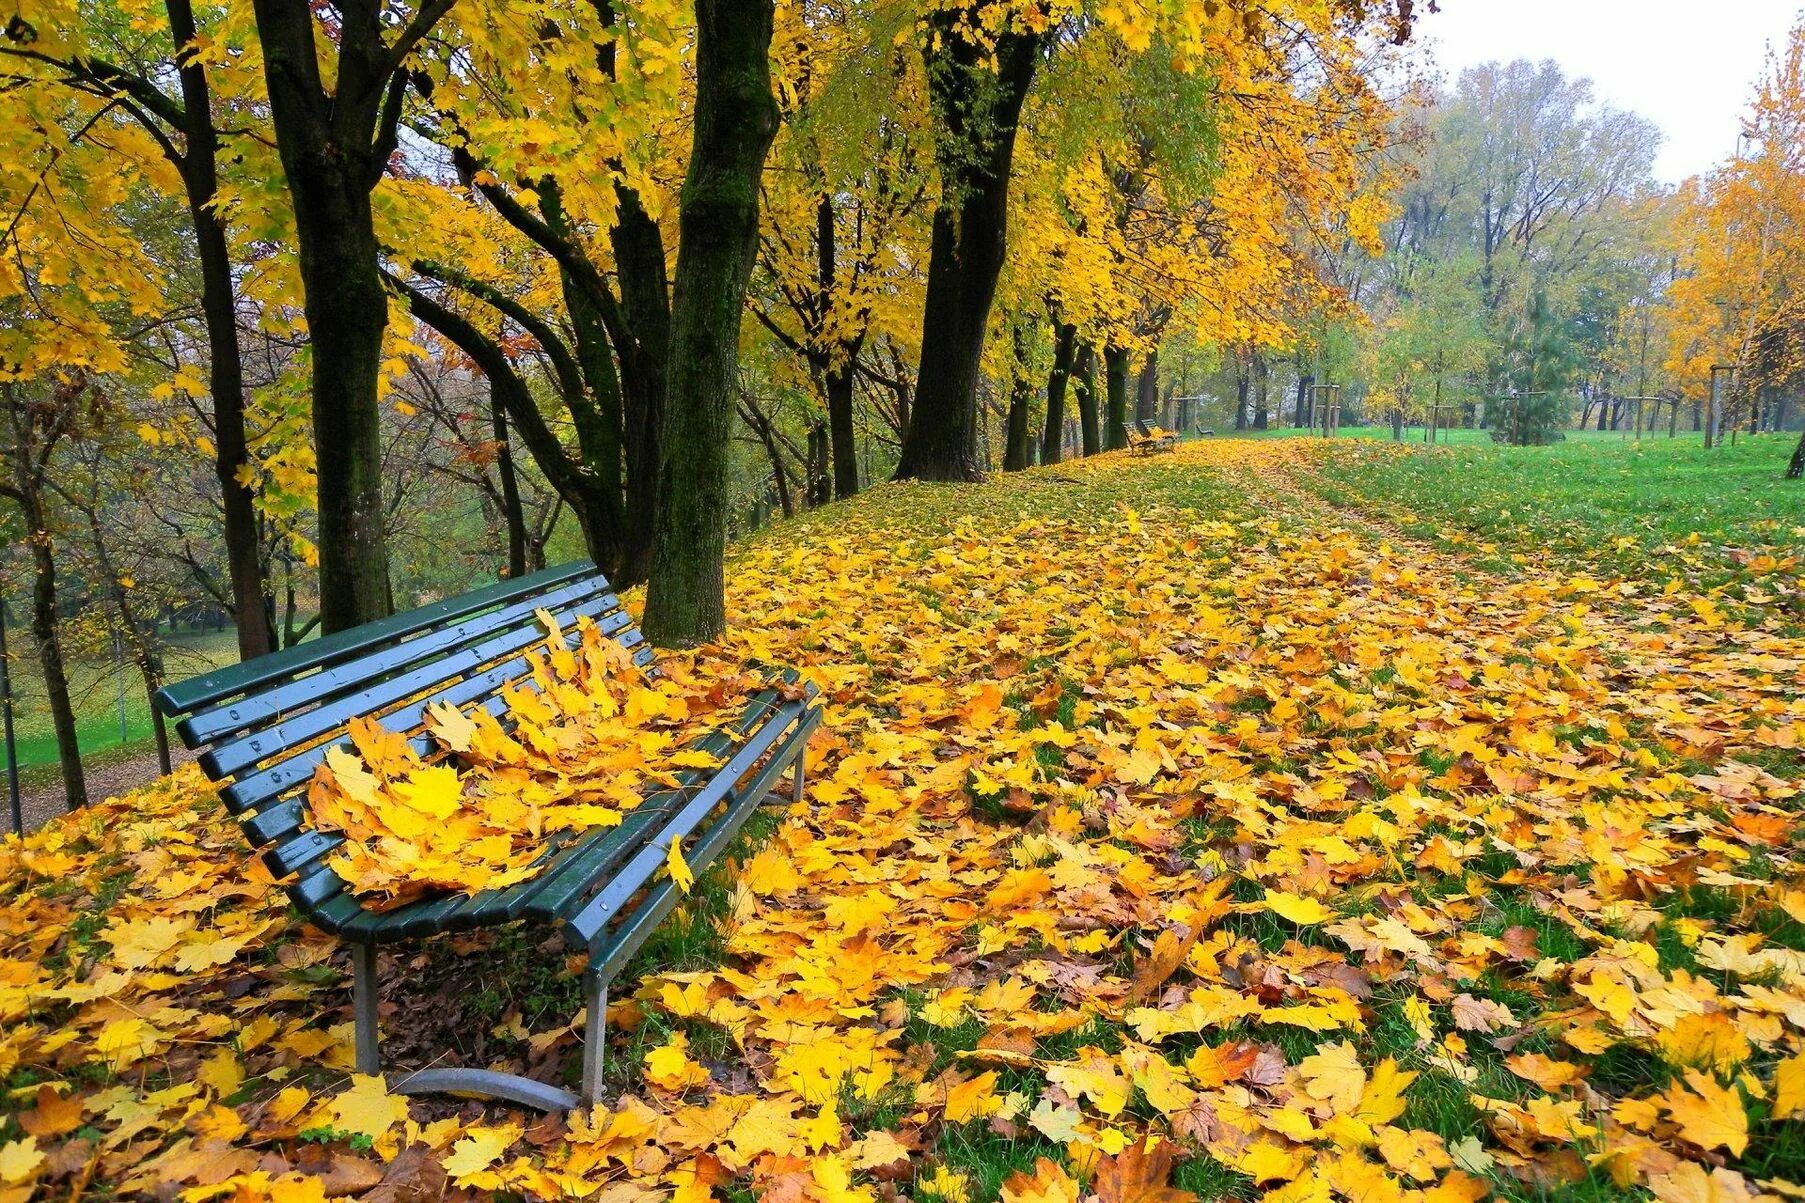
(1417, 0, 1802, 182)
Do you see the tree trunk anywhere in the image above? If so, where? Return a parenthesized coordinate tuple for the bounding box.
(1003, 324, 1034, 472)
(1075, 343, 1101, 457)
(894, 18, 1044, 482)
(1296, 372, 1313, 427)
(1787, 426, 1805, 480)
(805, 422, 831, 508)
(27, 521, 84, 810)
(611, 187, 671, 583)
(826, 362, 860, 498)
(1235, 358, 1250, 430)
(1252, 353, 1269, 430)
(1104, 343, 1130, 451)
(491, 394, 528, 578)
(168, 0, 273, 661)
(254, 0, 407, 633)
(1134, 350, 1158, 424)
(641, 0, 779, 647)
(1041, 322, 1076, 466)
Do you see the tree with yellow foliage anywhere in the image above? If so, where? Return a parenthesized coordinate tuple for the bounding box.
(1664, 16, 1805, 473)
(1, 0, 281, 656)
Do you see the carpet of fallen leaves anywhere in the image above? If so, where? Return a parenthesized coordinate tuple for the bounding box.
(3, 438, 1804, 1203)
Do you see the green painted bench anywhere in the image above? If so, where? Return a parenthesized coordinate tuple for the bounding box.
(153, 562, 818, 1110)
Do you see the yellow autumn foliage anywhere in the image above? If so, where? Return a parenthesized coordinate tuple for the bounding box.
(309, 612, 749, 904)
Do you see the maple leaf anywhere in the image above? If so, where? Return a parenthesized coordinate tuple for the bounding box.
(1450, 993, 1514, 1033)
(1093, 1139, 1197, 1203)
(1646, 1162, 1768, 1203)
(1028, 1098, 1083, 1143)
(16, 1085, 83, 1139)
(1046, 1050, 1131, 1118)
(645, 1034, 710, 1092)
(0, 1137, 44, 1186)
(1000, 1158, 1080, 1203)
(667, 839, 696, 894)
(441, 1123, 522, 1186)
(1775, 1050, 1805, 1120)
(1298, 1041, 1366, 1113)
(1263, 889, 1335, 926)
(945, 1071, 1002, 1124)
(1658, 1070, 1748, 1156)
(328, 1075, 411, 1141)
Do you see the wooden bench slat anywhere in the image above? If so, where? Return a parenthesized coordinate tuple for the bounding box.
(201, 595, 629, 781)
(587, 708, 816, 977)
(214, 606, 633, 814)
(155, 561, 596, 717)
(516, 688, 786, 928)
(559, 691, 807, 947)
(438, 725, 745, 935)
(178, 576, 618, 747)
(156, 560, 819, 1112)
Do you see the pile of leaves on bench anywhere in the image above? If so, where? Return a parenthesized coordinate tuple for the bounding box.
(308, 612, 764, 906)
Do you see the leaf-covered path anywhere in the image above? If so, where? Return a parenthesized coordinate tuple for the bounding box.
(3, 440, 1803, 1203)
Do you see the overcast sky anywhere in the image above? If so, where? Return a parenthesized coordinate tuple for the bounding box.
(1416, 1, 1802, 182)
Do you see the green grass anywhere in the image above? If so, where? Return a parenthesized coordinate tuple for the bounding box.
(4, 628, 241, 773)
(1298, 431, 1805, 603)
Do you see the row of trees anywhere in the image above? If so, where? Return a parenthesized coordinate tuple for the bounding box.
(1, 0, 1420, 808)
(1297, 38, 1805, 461)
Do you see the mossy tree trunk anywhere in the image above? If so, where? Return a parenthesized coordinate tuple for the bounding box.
(893, 15, 1046, 482)
(641, 0, 780, 647)
(252, 0, 444, 632)
(1104, 343, 1131, 451)
(1003, 323, 1035, 472)
(1041, 321, 1076, 465)
(1075, 343, 1102, 457)
(168, 0, 274, 660)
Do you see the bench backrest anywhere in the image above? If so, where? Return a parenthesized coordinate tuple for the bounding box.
(155, 562, 649, 836)
(1134, 419, 1154, 436)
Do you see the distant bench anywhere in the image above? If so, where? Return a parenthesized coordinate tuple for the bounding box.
(1130, 419, 1178, 455)
(155, 561, 818, 1110)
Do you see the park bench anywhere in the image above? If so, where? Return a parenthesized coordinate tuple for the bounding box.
(1130, 419, 1178, 455)
(153, 561, 819, 1111)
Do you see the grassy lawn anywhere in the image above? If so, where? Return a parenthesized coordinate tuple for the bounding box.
(3, 627, 241, 776)
(1296, 430, 1805, 604)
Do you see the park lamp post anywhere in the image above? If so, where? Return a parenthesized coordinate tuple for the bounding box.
(1708, 364, 1735, 450)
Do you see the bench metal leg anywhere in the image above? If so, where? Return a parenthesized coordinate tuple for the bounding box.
(352, 941, 381, 1076)
(581, 972, 607, 1106)
(392, 1067, 579, 1113)
(791, 750, 806, 803)
(355, 938, 583, 1112)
